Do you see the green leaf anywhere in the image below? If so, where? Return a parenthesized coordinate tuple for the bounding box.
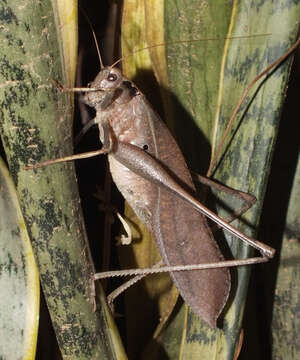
(0, 157, 39, 359)
(270, 126, 300, 358)
(0, 1, 126, 358)
(121, 0, 300, 358)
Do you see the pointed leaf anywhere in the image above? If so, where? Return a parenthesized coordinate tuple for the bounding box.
(122, 0, 300, 358)
(0, 157, 39, 359)
(0, 1, 126, 358)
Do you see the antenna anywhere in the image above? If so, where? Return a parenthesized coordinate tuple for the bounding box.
(109, 33, 270, 69)
(80, 7, 104, 69)
(207, 33, 300, 176)
(91, 29, 104, 69)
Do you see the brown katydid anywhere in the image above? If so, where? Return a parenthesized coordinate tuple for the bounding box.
(25, 34, 300, 328)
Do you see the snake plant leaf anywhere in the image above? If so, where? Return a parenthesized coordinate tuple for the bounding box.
(0, 1, 126, 358)
(270, 139, 300, 359)
(0, 157, 39, 359)
(239, 53, 300, 359)
(120, 2, 179, 358)
(121, 0, 300, 358)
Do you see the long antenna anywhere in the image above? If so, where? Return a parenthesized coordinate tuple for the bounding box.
(207, 33, 300, 177)
(109, 33, 270, 69)
(80, 7, 104, 69)
(91, 29, 104, 69)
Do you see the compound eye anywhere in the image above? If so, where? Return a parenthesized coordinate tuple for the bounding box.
(107, 73, 117, 82)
